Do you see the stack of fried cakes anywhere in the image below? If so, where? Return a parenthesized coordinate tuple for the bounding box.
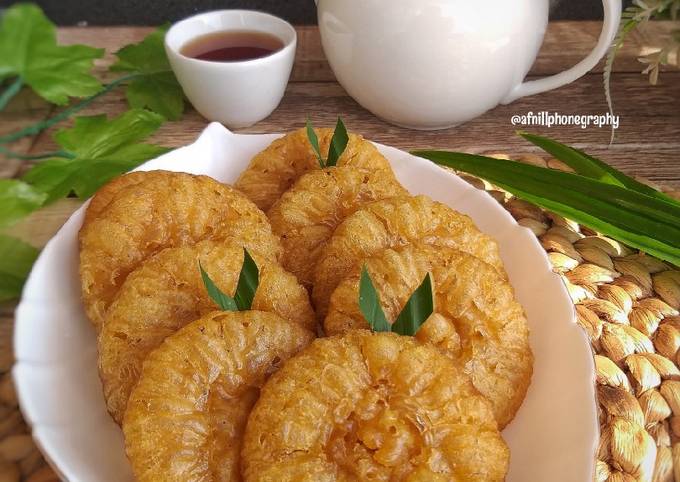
(80, 127, 533, 481)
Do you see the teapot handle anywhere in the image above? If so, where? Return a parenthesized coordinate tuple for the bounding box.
(501, 0, 622, 104)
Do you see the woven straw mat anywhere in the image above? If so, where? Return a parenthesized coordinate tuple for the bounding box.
(453, 152, 680, 482)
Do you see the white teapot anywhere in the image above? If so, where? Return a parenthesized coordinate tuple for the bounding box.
(316, 0, 621, 129)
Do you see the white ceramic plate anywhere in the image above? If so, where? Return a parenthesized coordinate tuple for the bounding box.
(13, 123, 597, 482)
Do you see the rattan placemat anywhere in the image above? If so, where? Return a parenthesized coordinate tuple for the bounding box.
(0, 153, 678, 482)
(456, 152, 680, 482)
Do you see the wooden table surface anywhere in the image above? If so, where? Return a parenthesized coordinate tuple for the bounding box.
(0, 21, 679, 481)
(2, 22, 680, 249)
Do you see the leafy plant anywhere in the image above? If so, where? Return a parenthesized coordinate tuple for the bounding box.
(391, 273, 434, 336)
(0, 179, 46, 228)
(517, 131, 677, 204)
(605, 1, 680, 121)
(0, 9, 182, 147)
(0, 235, 39, 302)
(199, 248, 260, 311)
(358, 266, 390, 332)
(110, 25, 185, 120)
(22, 109, 169, 203)
(413, 132, 680, 267)
(0, 3, 103, 107)
(359, 265, 434, 336)
(306, 117, 349, 168)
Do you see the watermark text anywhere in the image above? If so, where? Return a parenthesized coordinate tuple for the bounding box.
(511, 111, 619, 130)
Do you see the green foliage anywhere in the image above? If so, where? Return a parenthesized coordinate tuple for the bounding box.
(0, 179, 47, 228)
(358, 266, 390, 332)
(0, 235, 39, 302)
(306, 118, 323, 167)
(517, 131, 679, 205)
(0, 6, 182, 302)
(390, 273, 434, 336)
(305, 117, 350, 168)
(0, 3, 103, 105)
(200, 248, 260, 312)
(413, 145, 680, 267)
(233, 248, 259, 311)
(359, 265, 434, 336)
(22, 109, 169, 203)
(200, 262, 238, 311)
(326, 118, 349, 168)
(110, 26, 185, 120)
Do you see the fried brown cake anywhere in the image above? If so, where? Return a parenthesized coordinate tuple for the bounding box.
(123, 310, 314, 482)
(79, 170, 282, 328)
(242, 330, 509, 481)
(267, 166, 407, 288)
(82, 170, 149, 227)
(324, 244, 532, 428)
(313, 195, 505, 319)
(99, 239, 315, 424)
(235, 127, 395, 211)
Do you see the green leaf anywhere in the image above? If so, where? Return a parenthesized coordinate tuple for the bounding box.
(305, 117, 350, 168)
(0, 179, 47, 228)
(0, 235, 39, 302)
(199, 262, 238, 311)
(22, 109, 169, 203)
(234, 248, 259, 311)
(518, 131, 679, 205)
(0, 4, 103, 105)
(358, 265, 391, 332)
(110, 26, 185, 120)
(125, 72, 184, 121)
(391, 273, 434, 336)
(358, 266, 433, 335)
(200, 249, 262, 312)
(413, 150, 680, 267)
(326, 118, 349, 168)
(306, 118, 324, 167)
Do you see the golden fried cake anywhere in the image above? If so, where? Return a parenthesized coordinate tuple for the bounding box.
(99, 240, 315, 424)
(235, 127, 395, 211)
(242, 330, 509, 481)
(79, 170, 282, 328)
(82, 171, 149, 227)
(123, 310, 313, 482)
(324, 244, 532, 428)
(313, 195, 505, 319)
(267, 166, 407, 288)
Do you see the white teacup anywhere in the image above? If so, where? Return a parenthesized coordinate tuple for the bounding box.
(316, 0, 621, 130)
(165, 10, 297, 128)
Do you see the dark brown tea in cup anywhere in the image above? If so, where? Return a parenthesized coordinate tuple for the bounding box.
(180, 30, 284, 62)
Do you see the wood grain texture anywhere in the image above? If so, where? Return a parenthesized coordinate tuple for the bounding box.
(25, 74, 680, 183)
(0, 89, 53, 178)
